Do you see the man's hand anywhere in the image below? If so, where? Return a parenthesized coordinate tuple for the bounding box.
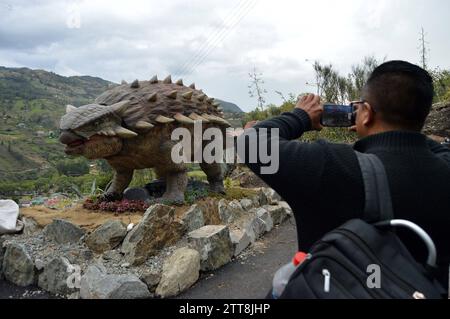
(296, 94, 323, 131)
(244, 120, 259, 130)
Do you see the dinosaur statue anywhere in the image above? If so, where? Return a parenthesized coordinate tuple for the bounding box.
(59, 75, 231, 203)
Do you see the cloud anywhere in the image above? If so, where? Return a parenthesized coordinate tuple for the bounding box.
(0, 0, 449, 111)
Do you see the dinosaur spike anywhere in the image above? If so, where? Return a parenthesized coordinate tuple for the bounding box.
(135, 121, 155, 130)
(114, 126, 138, 138)
(66, 105, 77, 114)
(202, 114, 231, 127)
(189, 113, 209, 123)
(149, 75, 158, 84)
(155, 115, 175, 124)
(131, 79, 140, 88)
(197, 94, 206, 101)
(207, 98, 214, 104)
(106, 129, 117, 136)
(163, 75, 172, 84)
(148, 93, 157, 102)
(176, 79, 184, 86)
(110, 100, 131, 116)
(182, 91, 194, 100)
(121, 80, 128, 85)
(167, 90, 178, 99)
(189, 83, 196, 89)
(174, 113, 195, 125)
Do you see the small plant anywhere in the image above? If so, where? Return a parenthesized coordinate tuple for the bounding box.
(83, 198, 149, 213)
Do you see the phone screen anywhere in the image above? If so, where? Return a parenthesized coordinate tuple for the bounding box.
(321, 104, 355, 127)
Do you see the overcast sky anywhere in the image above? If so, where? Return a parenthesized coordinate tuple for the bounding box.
(1, 0, 449, 111)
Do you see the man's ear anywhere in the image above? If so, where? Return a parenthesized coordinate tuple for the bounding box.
(362, 103, 376, 126)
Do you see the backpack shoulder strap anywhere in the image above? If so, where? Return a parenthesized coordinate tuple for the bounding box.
(355, 151, 394, 222)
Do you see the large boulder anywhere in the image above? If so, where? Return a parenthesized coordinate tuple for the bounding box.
(155, 247, 200, 298)
(38, 257, 77, 296)
(21, 217, 41, 236)
(121, 204, 186, 265)
(229, 228, 254, 257)
(2, 243, 36, 287)
(85, 220, 127, 253)
(218, 200, 245, 224)
(181, 205, 205, 232)
(140, 269, 162, 291)
(188, 225, 233, 271)
(43, 219, 85, 244)
(424, 102, 450, 138)
(0, 238, 6, 279)
(264, 204, 289, 226)
(80, 264, 151, 299)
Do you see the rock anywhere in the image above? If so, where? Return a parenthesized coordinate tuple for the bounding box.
(278, 201, 293, 216)
(80, 264, 151, 299)
(21, 217, 41, 236)
(35, 259, 45, 271)
(262, 188, 282, 205)
(188, 225, 233, 271)
(181, 204, 205, 232)
(121, 204, 186, 265)
(123, 187, 151, 202)
(218, 199, 232, 224)
(255, 208, 274, 232)
(85, 220, 127, 253)
(0, 238, 5, 279)
(38, 257, 77, 296)
(240, 198, 254, 211)
(140, 269, 162, 291)
(2, 243, 36, 287)
(155, 248, 200, 298)
(102, 250, 123, 262)
(245, 214, 267, 240)
(264, 205, 288, 225)
(229, 228, 254, 257)
(63, 247, 94, 264)
(218, 200, 244, 224)
(43, 219, 85, 244)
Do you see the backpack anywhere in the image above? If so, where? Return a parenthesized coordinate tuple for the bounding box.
(279, 152, 447, 299)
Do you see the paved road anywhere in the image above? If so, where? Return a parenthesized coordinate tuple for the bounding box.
(178, 218, 298, 299)
(0, 218, 298, 299)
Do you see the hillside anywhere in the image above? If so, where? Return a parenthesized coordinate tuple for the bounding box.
(215, 99, 244, 114)
(0, 67, 114, 181)
(0, 67, 245, 182)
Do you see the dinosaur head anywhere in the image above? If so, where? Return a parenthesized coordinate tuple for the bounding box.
(59, 101, 137, 159)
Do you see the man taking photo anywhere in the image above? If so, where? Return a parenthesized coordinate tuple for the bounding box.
(239, 60, 450, 294)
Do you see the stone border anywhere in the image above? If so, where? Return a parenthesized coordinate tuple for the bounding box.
(0, 188, 293, 299)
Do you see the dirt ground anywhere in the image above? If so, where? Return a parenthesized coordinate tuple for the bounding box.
(20, 204, 144, 232)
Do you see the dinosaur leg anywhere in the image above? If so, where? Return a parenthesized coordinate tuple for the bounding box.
(154, 167, 187, 205)
(201, 162, 226, 194)
(102, 169, 134, 201)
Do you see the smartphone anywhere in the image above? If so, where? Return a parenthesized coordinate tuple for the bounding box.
(320, 104, 355, 127)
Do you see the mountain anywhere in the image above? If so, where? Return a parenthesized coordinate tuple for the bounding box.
(215, 99, 244, 114)
(0, 66, 245, 181)
(0, 67, 114, 181)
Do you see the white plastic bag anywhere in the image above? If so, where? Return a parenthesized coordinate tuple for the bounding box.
(0, 200, 22, 234)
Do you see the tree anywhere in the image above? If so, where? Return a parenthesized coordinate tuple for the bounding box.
(56, 158, 90, 177)
(248, 67, 268, 111)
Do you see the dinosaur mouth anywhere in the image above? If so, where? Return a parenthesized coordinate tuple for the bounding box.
(67, 139, 85, 148)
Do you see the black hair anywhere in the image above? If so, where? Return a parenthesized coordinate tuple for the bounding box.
(363, 60, 434, 131)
